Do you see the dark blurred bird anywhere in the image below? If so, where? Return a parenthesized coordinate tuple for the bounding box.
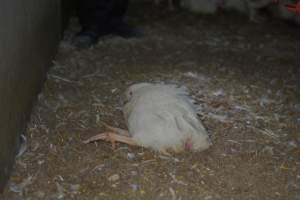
(84, 83, 212, 154)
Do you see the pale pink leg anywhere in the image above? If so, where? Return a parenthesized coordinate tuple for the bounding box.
(101, 122, 130, 136)
(83, 132, 138, 149)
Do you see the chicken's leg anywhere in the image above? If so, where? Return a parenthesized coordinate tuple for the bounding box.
(83, 132, 138, 149)
(101, 122, 130, 136)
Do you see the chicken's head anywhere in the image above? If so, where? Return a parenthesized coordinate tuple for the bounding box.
(123, 82, 152, 103)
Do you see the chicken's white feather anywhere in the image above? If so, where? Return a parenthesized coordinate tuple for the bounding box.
(123, 82, 212, 152)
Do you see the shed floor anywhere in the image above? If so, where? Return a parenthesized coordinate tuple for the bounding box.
(3, 3, 300, 200)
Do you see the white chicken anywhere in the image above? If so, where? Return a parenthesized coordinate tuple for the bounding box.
(84, 83, 212, 154)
